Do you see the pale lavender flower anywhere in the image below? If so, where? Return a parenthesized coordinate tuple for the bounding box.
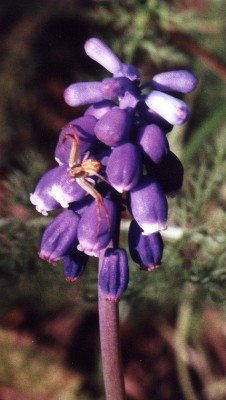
(151, 70, 198, 93)
(84, 37, 123, 75)
(145, 91, 189, 125)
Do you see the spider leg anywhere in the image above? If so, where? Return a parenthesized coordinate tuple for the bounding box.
(94, 172, 109, 184)
(68, 134, 80, 168)
(76, 178, 110, 232)
(85, 177, 96, 184)
(82, 151, 90, 162)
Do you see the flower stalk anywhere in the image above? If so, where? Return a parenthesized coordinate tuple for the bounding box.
(98, 255, 125, 400)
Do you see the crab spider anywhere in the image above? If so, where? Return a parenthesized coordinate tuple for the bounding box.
(66, 133, 110, 231)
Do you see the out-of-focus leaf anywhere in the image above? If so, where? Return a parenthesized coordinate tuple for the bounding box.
(182, 103, 226, 166)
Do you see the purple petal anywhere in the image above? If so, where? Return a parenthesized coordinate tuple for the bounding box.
(77, 198, 117, 257)
(128, 220, 163, 271)
(39, 210, 80, 264)
(145, 91, 189, 125)
(84, 38, 123, 74)
(106, 143, 142, 192)
(137, 124, 169, 164)
(99, 248, 129, 301)
(130, 176, 168, 235)
(94, 107, 132, 147)
(151, 70, 198, 93)
(55, 115, 97, 165)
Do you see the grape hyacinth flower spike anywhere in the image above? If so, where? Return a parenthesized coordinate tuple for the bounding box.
(30, 36, 198, 400)
(31, 32, 198, 306)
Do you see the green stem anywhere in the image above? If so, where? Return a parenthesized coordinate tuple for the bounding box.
(175, 284, 198, 400)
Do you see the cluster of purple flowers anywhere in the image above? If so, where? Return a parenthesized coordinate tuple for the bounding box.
(30, 38, 198, 301)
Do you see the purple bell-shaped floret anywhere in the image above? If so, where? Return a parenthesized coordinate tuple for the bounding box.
(77, 198, 117, 257)
(30, 166, 86, 215)
(130, 176, 168, 235)
(137, 124, 169, 164)
(151, 70, 198, 93)
(99, 248, 129, 301)
(154, 151, 184, 196)
(39, 210, 80, 265)
(128, 220, 163, 271)
(106, 142, 142, 192)
(95, 107, 132, 147)
(63, 250, 89, 282)
(84, 37, 123, 75)
(55, 115, 97, 165)
(145, 91, 189, 125)
(84, 100, 115, 120)
(30, 187, 60, 216)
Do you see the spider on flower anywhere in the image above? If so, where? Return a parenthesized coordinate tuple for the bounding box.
(64, 127, 111, 230)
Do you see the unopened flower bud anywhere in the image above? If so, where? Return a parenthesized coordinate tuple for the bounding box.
(151, 70, 198, 93)
(106, 143, 142, 192)
(95, 107, 132, 146)
(39, 210, 80, 265)
(137, 124, 169, 164)
(99, 248, 129, 301)
(64, 81, 106, 107)
(128, 220, 163, 271)
(145, 91, 189, 125)
(63, 250, 89, 282)
(77, 198, 117, 257)
(130, 176, 168, 235)
(84, 38, 123, 74)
